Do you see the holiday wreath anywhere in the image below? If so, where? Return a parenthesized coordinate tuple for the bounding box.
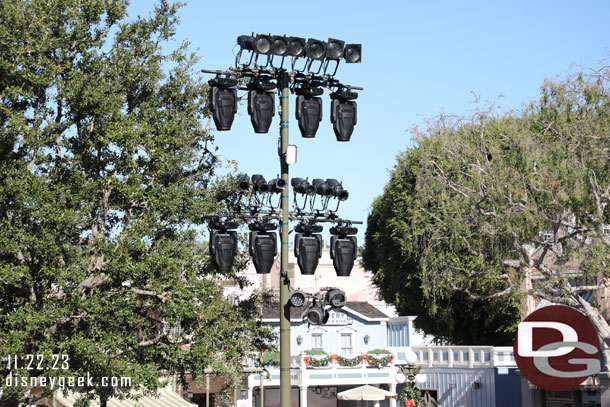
(399, 386, 422, 407)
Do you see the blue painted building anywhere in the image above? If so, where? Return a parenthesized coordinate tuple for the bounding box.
(235, 301, 524, 407)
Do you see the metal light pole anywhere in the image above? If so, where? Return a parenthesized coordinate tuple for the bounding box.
(278, 71, 292, 407)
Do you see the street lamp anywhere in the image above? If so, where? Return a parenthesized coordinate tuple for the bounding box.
(395, 350, 427, 388)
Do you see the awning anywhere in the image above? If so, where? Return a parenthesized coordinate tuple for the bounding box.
(55, 387, 197, 407)
(337, 385, 397, 401)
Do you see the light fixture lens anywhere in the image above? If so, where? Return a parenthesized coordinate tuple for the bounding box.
(271, 37, 288, 56)
(415, 373, 427, 385)
(289, 291, 307, 307)
(307, 306, 326, 324)
(344, 44, 361, 63)
(326, 288, 347, 307)
(287, 37, 306, 57)
(306, 39, 326, 60)
(254, 36, 272, 54)
(395, 373, 406, 384)
(326, 38, 345, 60)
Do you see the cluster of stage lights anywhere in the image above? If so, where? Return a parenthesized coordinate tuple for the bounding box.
(236, 35, 361, 65)
(208, 175, 358, 277)
(208, 34, 360, 141)
(232, 173, 350, 214)
(288, 287, 347, 325)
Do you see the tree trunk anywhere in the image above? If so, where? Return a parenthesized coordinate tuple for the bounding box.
(576, 295, 610, 371)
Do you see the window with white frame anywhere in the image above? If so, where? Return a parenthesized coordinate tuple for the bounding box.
(603, 224, 610, 237)
(340, 333, 353, 355)
(542, 230, 554, 242)
(311, 333, 324, 350)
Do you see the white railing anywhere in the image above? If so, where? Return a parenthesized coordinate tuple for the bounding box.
(244, 346, 517, 371)
(392, 346, 517, 368)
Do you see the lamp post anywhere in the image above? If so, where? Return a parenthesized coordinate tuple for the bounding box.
(395, 350, 427, 388)
(204, 34, 361, 407)
(278, 70, 292, 407)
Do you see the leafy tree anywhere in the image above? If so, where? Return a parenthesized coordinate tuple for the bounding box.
(363, 66, 610, 351)
(0, 1, 272, 406)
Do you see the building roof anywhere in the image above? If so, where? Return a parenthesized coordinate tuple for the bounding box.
(261, 301, 388, 322)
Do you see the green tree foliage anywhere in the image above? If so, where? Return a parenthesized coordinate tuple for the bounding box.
(363, 66, 610, 347)
(0, 1, 272, 405)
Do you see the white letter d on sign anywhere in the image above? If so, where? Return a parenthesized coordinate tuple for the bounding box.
(518, 321, 578, 357)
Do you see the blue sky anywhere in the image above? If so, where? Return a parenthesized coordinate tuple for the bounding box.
(129, 0, 610, 243)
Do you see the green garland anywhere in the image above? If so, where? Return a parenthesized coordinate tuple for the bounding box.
(366, 354, 392, 367)
(399, 387, 422, 407)
(336, 355, 363, 366)
(305, 355, 331, 367)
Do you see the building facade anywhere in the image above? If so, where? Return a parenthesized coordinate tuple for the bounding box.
(235, 302, 523, 407)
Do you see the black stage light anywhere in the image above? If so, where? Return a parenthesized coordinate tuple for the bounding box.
(294, 234, 323, 275)
(270, 35, 288, 56)
(325, 288, 347, 308)
(289, 290, 308, 307)
(237, 173, 250, 192)
(248, 220, 277, 274)
(291, 178, 315, 195)
(326, 38, 345, 60)
(330, 89, 358, 142)
(294, 223, 323, 275)
(312, 178, 332, 197)
(209, 77, 238, 131)
(305, 38, 326, 60)
(331, 99, 357, 141)
(269, 177, 286, 193)
(296, 95, 323, 138)
(209, 220, 239, 273)
(329, 224, 358, 277)
(248, 89, 275, 133)
(251, 174, 269, 193)
(249, 232, 276, 274)
(237, 35, 255, 50)
(286, 36, 306, 57)
(343, 44, 362, 63)
(325, 178, 349, 201)
(237, 34, 273, 55)
(306, 305, 329, 325)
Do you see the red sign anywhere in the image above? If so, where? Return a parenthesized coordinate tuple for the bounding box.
(513, 305, 600, 391)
